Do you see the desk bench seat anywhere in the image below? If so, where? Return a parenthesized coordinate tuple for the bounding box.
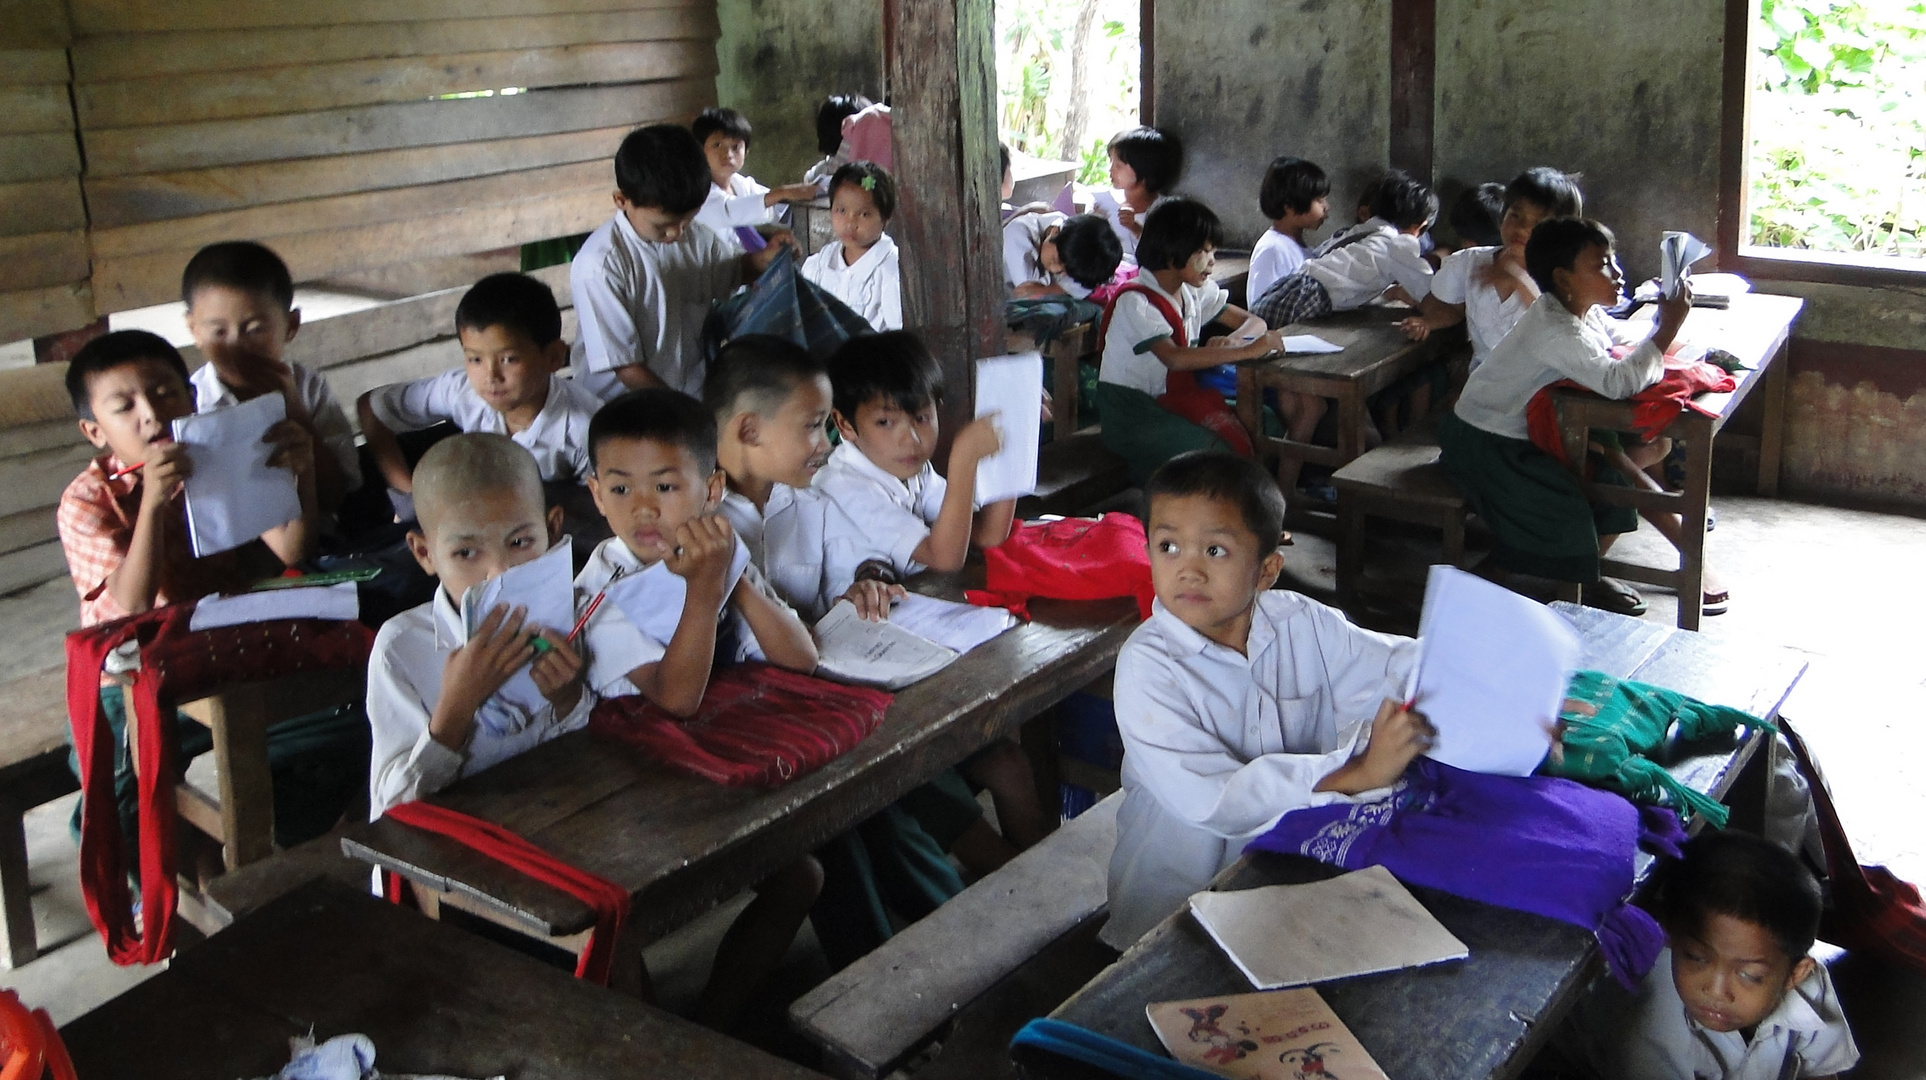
(1331, 418, 1471, 597)
(789, 791, 1121, 1079)
(1016, 430, 1131, 519)
(0, 664, 80, 969)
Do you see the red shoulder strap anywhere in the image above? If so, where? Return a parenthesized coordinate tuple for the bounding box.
(1097, 281, 1186, 357)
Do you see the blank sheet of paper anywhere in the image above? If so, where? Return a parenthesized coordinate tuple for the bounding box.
(887, 592, 1016, 654)
(189, 581, 358, 632)
(172, 393, 302, 558)
(459, 537, 575, 728)
(973, 351, 1043, 505)
(1281, 334, 1344, 354)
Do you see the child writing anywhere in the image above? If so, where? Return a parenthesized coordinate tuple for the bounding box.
(571, 124, 790, 400)
(805, 93, 873, 192)
(1093, 198, 1284, 485)
(181, 241, 360, 518)
(1098, 126, 1183, 263)
(1570, 830, 1857, 1079)
(358, 272, 602, 503)
(1247, 156, 1331, 304)
(1003, 211, 1123, 299)
(801, 160, 902, 332)
(1102, 450, 1430, 948)
(1438, 217, 1726, 616)
(691, 107, 817, 247)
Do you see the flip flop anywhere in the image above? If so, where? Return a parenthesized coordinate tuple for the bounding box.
(1700, 589, 1729, 616)
(1582, 577, 1648, 617)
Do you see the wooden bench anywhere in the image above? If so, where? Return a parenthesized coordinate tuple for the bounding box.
(0, 664, 81, 969)
(1015, 430, 1132, 520)
(789, 791, 1121, 1079)
(1331, 417, 1471, 598)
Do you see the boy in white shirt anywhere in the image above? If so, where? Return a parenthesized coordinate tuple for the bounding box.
(570, 124, 789, 400)
(366, 433, 588, 818)
(691, 107, 816, 250)
(1103, 451, 1432, 948)
(801, 161, 903, 331)
(1247, 156, 1330, 303)
(1251, 173, 1438, 327)
(1003, 212, 1123, 299)
(359, 272, 602, 504)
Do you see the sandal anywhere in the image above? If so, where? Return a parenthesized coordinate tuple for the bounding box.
(1582, 577, 1648, 617)
(1700, 589, 1729, 616)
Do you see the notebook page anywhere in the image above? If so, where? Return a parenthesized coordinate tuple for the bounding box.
(190, 581, 358, 632)
(171, 392, 302, 558)
(974, 351, 1044, 505)
(886, 592, 1016, 654)
(812, 600, 957, 689)
(458, 537, 575, 727)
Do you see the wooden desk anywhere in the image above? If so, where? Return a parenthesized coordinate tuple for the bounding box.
(61, 879, 826, 1080)
(1234, 306, 1439, 476)
(1550, 294, 1802, 630)
(790, 197, 835, 257)
(1006, 322, 1094, 441)
(340, 576, 1139, 961)
(1039, 603, 1806, 1080)
(0, 664, 79, 968)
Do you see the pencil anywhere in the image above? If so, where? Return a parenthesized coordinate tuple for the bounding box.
(566, 567, 623, 643)
(108, 461, 143, 480)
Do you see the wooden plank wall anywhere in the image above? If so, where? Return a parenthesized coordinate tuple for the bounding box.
(0, 2, 92, 344)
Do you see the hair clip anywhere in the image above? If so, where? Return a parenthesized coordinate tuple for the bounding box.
(861, 175, 876, 192)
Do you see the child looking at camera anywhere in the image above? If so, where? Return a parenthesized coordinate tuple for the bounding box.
(801, 160, 902, 331)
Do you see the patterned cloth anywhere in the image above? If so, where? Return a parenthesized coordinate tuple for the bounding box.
(1248, 271, 1334, 329)
(702, 244, 873, 364)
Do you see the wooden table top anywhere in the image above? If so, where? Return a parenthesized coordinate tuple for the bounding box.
(342, 572, 1141, 941)
(1043, 603, 1807, 1080)
(1241, 305, 1436, 394)
(60, 879, 825, 1080)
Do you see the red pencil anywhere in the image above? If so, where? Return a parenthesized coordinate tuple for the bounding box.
(108, 461, 144, 480)
(566, 567, 623, 643)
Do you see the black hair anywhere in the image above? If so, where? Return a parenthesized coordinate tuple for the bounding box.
(1657, 830, 1823, 963)
(1055, 214, 1124, 289)
(1370, 174, 1439, 231)
(1524, 217, 1615, 294)
(1357, 168, 1412, 214)
(1145, 451, 1288, 549)
(1000, 142, 1011, 179)
(588, 388, 718, 475)
(613, 124, 711, 215)
(66, 330, 190, 420)
(1449, 183, 1507, 248)
(1107, 126, 1183, 195)
(455, 272, 563, 346)
(828, 161, 897, 221)
(826, 330, 943, 421)
(181, 240, 294, 310)
(815, 94, 871, 156)
(1505, 166, 1585, 219)
(1135, 197, 1225, 273)
(691, 106, 753, 148)
(1258, 157, 1330, 220)
(702, 334, 827, 420)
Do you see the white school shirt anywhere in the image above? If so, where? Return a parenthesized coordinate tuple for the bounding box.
(811, 441, 951, 578)
(366, 588, 594, 818)
(572, 535, 770, 700)
(1102, 591, 1417, 949)
(568, 212, 742, 400)
(718, 485, 868, 622)
(1001, 211, 1093, 298)
(1303, 222, 1434, 310)
(1246, 229, 1307, 305)
(1096, 272, 1228, 397)
(363, 369, 601, 484)
(1453, 293, 1663, 441)
(1095, 191, 1172, 264)
(190, 361, 362, 493)
(801, 233, 903, 332)
(695, 172, 774, 236)
(1430, 246, 1532, 372)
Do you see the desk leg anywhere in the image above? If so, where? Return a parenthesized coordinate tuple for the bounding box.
(210, 707, 276, 870)
(1757, 339, 1790, 498)
(1051, 342, 1079, 441)
(1336, 388, 1365, 465)
(0, 808, 35, 968)
(1677, 433, 1712, 633)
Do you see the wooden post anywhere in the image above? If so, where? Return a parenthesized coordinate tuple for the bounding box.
(1388, 0, 1436, 179)
(886, 0, 1004, 452)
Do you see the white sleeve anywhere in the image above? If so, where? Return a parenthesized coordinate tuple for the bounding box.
(1430, 248, 1476, 306)
(366, 635, 465, 818)
(1389, 241, 1435, 302)
(1197, 279, 1230, 325)
(877, 248, 903, 331)
(570, 251, 643, 375)
(707, 190, 773, 230)
(1002, 216, 1040, 287)
(799, 245, 833, 287)
(298, 367, 364, 492)
(1247, 241, 1283, 305)
(366, 369, 464, 434)
(824, 483, 930, 575)
(1792, 967, 1861, 1076)
(1552, 317, 1664, 400)
(579, 601, 666, 700)
(1112, 291, 1177, 354)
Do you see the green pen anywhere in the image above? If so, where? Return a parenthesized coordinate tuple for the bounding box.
(528, 633, 552, 654)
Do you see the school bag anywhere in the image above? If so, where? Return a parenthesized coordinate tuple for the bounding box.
(701, 243, 873, 363)
(1097, 282, 1253, 456)
(65, 601, 373, 965)
(589, 662, 892, 787)
(964, 513, 1156, 621)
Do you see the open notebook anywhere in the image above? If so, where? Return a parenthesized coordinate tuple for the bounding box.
(813, 593, 1017, 690)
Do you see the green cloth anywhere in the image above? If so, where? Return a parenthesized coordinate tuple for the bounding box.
(1437, 410, 1638, 583)
(810, 805, 965, 970)
(897, 768, 985, 851)
(1541, 669, 1775, 828)
(1093, 382, 1282, 487)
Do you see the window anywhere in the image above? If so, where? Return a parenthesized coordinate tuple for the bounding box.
(994, 0, 1143, 184)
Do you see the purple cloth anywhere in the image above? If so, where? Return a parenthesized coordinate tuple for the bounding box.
(1246, 758, 1682, 989)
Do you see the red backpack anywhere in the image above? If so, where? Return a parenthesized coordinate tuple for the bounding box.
(966, 513, 1155, 621)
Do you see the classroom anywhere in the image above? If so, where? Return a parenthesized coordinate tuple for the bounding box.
(0, 0, 1923, 1076)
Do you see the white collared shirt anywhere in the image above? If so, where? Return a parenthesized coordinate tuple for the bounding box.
(1430, 246, 1533, 371)
(1000, 210, 1091, 298)
(568, 212, 742, 400)
(1096, 271, 1229, 398)
(811, 441, 949, 578)
(717, 486, 867, 623)
(1102, 590, 1417, 949)
(1246, 228, 1308, 304)
(190, 361, 362, 492)
(1453, 292, 1664, 441)
(572, 535, 770, 700)
(801, 233, 902, 331)
(696, 172, 775, 237)
(1302, 220, 1434, 310)
(366, 588, 595, 818)
(363, 368, 601, 484)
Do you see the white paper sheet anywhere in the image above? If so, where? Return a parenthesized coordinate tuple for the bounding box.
(812, 599, 957, 689)
(458, 537, 575, 728)
(1411, 564, 1581, 776)
(172, 392, 302, 558)
(604, 538, 752, 647)
(189, 581, 359, 632)
(1660, 231, 1713, 300)
(1189, 866, 1468, 990)
(1281, 334, 1344, 354)
(973, 351, 1044, 505)
(887, 592, 1016, 654)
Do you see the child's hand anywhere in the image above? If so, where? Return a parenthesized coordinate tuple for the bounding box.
(1039, 387, 1053, 424)
(1117, 206, 1141, 235)
(1656, 279, 1694, 345)
(528, 628, 585, 713)
(430, 604, 534, 748)
(745, 232, 796, 276)
(1355, 697, 1436, 789)
(949, 414, 1003, 467)
(137, 440, 191, 514)
(664, 515, 737, 598)
(262, 418, 314, 478)
(842, 579, 905, 621)
(1398, 315, 1433, 341)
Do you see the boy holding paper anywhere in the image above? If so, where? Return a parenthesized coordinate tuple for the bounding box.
(1104, 451, 1433, 949)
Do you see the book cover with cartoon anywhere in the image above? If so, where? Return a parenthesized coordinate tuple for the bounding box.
(1147, 988, 1391, 1080)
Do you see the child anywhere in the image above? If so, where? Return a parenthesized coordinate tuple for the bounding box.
(1247, 156, 1330, 304)
(801, 161, 902, 332)
(1400, 168, 1584, 372)
(1103, 451, 1429, 948)
(1251, 173, 1438, 327)
(1099, 126, 1183, 262)
(181, 241, 360, 517)
(1093, 198, 1284, 486)
(570, 124, 789, 400)
(1438, 217, 1726, 616)
(1447, 181, 1506, 251)
(805, 93, 873, 192)
(690, 107, 817, 247)
(1003, 212, 1124, 299)
(1574, 830, 1857, 1079)
(366, 433, 588, 816)
(358, 272, 602, 501)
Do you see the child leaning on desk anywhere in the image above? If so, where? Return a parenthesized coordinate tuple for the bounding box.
(1102, 451, 1433, 950)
